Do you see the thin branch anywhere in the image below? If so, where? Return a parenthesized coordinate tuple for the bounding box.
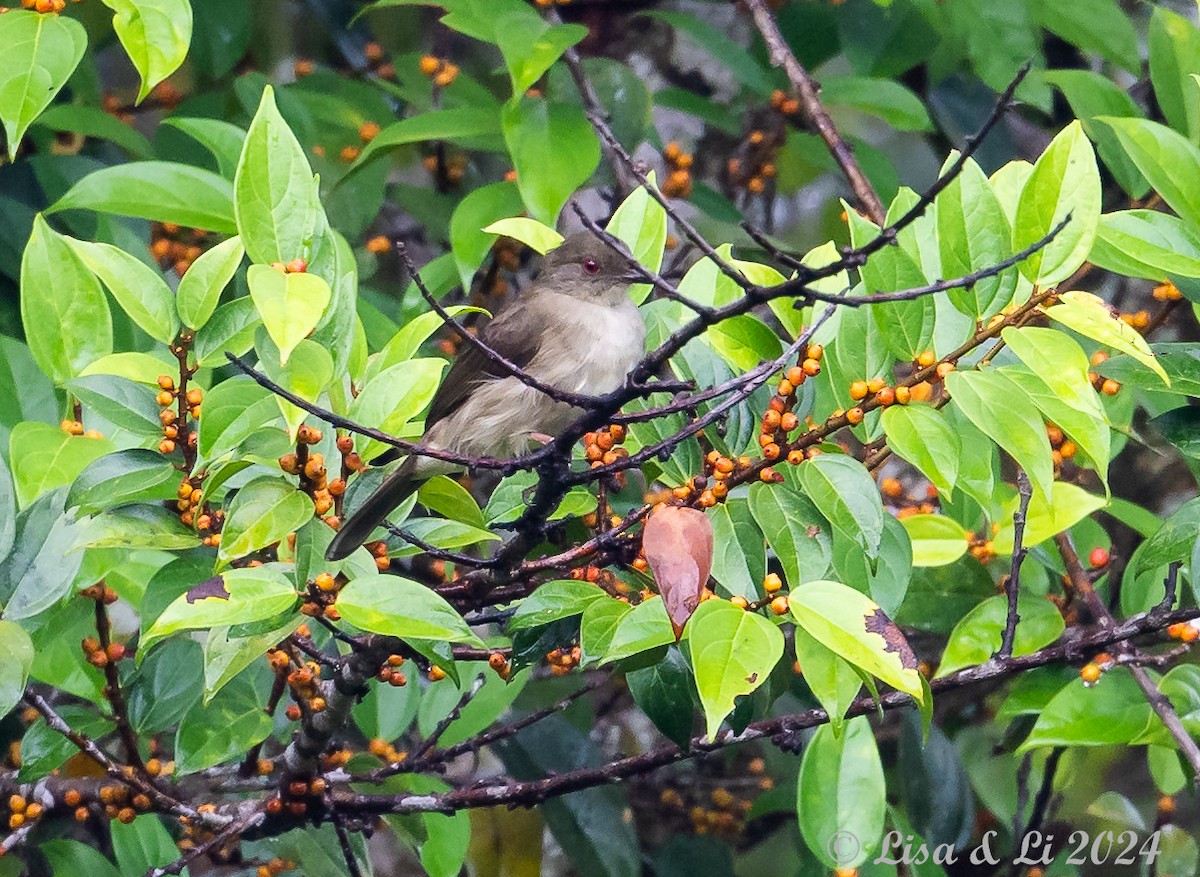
(143, 810, 263, 877)
(744, 0, 885, 222)
(92, 596, 145, 771)
(998, 470, 1032, 659)
(330, 604, 1200, 816)
(1128, 663, 1200, 790)
(1158, 561, 1181, 613)
(413, 675, 486, 762)
(332, 814, 365, 877)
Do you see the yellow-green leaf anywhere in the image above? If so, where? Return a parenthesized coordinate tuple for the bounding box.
(1043, 290, 1169, 385)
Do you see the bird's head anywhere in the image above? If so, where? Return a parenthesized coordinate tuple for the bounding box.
(538, 231, 644, 303)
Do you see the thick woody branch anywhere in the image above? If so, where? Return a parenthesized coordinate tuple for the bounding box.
(743, 0, 885, 223)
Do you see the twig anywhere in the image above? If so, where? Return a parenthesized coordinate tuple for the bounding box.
(1157, 562, 1181, 612)
(330, 603, 1200, 816)
(332, 813, 365, 877)
(413, 675, 486, 763)
(92, 596, 145, 771)
(998, 470, 1032, 659)
(743, 0, 885, 222)
(1128, 663, 1200, 790)
(143, 809, 263, 877)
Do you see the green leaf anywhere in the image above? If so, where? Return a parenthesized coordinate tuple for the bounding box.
(40, 840, 121, 877)
(1149, 7, 1200, 141)
(501, 96, 599, 225)
(20, 215, 113, 384)
(1096, 116, 1200, 228)
(448, 180, 525, 290)
(9, 422, 114, 507)
(748, 482, 832, 588)
(196, 377, 278, 460)
(794, 626, 861, 736)
(1021, 668, 1154, 749)
(482, 470, 595, 525)
(797, 717, 886, 869)
(935, 155, 1015, 320)
(99, 0, 193, 102)
(495, 12, 586, 96)
(1032, 0, 1138, 72)
(606, 174, 668, 305)
(1, 490, 84, 620)
(161, 116, 246, 178)
(177, 236, 245, 330)
(707, 498, 765, 600)
(1129, 497, 1200, 576)
(1013, 120, 1101, 285)
(353, 107, 502, 168)
(111, 814, 180, 877)
(507, 580, 610, 632)
(66, 238, 179, 344)
(337, 573, 483, 644)
(1043, 69, 1147, 198)
(49, 161, 237, 233)
(706, 314, 782, 372)
(72, 502, 200, 552)
(789, 579, 923, 701)
(881, 405, 960, 499)
(482, 217, 563, 254)
(142, 565, 299, 654)
(822, 76, 933, 131)
(174, 676, 273, 773)
(628, 647, 695, 748)
(364, 306, 483, 383)
(944, 369, 1055, 501)
(349, 357, 445, 460)
(0, 621, 33, 718)
(126, 638, 203, 733)
(202, 618, 300, 703)
(417, 476, 485, 529)
(33, 103, 153, 158)
(935, 596, 1065, 677)
(685, 599, 784, 740)
(0, 10, 87, 161)
(234, 86, 323, 265)
(797, 454, 885, 560)
(68, 373, 163, 437)
(218, 476, 313, 567)
(0, 454, 15, 564)
(66, 449, 178, 515)
(604, 596, 675, 663)
(579, 598, 631, 665)
(192, 298, 260, 367)
(247, 265, 331, 366)
(1043, 289, 1169, 384)
(1091, 210, 1200, 280)
(900, 515, 969, 567)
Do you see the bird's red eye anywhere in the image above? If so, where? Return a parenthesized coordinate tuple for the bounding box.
(582, 258, 599, 275)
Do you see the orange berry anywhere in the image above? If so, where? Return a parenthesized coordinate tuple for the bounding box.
(849, 381, 869, 400)
(875, 387, 896, 406)
(769, 596, 789, 615)
(1088, 547, 1109, 568)
(786, 367, 804, 386)
(846, 407, 864, 425)
(763, 573, 783, 594)
(894, 385, 911, 404)
(1059, 440, 1077, 459)
(730, 596, 749, 609)
(359, 121, 381, 142)
(909, 381, 933, 402)
(916, 350, 936, 368)
(777, 379, 794, 396)
(1080, 663, 1102, 684)
(418, 55, 440, 76)
(1101, 379, 1120, 395)
(802, 358, 821, 377)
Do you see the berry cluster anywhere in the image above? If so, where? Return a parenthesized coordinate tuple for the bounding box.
(59, 419, 103, 440)
(149, 223, 212, 276)
(81, 634, 125, 669)
(1167, 620, 1200, 643)
(1086, 351, 1120, 396)
(422, 151, 468, 186)
(583, 424, 629, 469)
(487, 651, 512, 680)
(89, 783, 152, 825)
(418, 55, 460, 88)
(545, 646, 581, 675)
(265, 776, 327, 818)
(155, 370, 199, 457)
(253, 858, 297, 877)
(661, 142, 694, 198)
(17, 0, 70, 14)
(280, 658, 327, 721)
(727, 126, 781, 195)
(656, 756, 772, 838)
(5, 795, 44, 831)
(1045, 423, 1077, 470)
(375, 653, 408, 687)
(368, 737, 407, 764)
(1079, 651, 1116, 686)
(1152, 281, 1184, 302)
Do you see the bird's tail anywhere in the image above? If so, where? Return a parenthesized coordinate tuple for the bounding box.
(325, 458, 418, 561)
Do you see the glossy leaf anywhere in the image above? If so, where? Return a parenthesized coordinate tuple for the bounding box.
(1021, 668, 1154, 749)
(174, 677, 273, 773)
(482, 216, 563, 254)
(798, 454, 885, 560)
(508, 580, 609, 632)
(1091, 210, 1200, 280)
(935, 155, 1015, 319)
(1149, 7, 1200, 141)
(790, 579, 923, 701)
(900, 515, 969, 567)
(1096, 116, 1200, 228)
(881, 405, 960, 499)
(1044, 290, 1168, 384)
(748, 482, 832, 589)
(218, 476, 313, 567)
(349, 357, 444, 461)
(935, 596, 1065, 677)
(234, 86, 322, 265)
(337, 573, 483, 644)
(99, 0, 193, 102)
(0, 10, 87, 161)
(9, 422, 114, 507)
(66, 449, 179, 515)
(604, 596, 675, 663)
(944, 369, 1055, 500)
(177, 235, 245, 330)
(607, 175, 668, 304)
(49, 162, 237, 233)
(0, 621, 34, 718)
(628, 647, 695, 748)
(246, 264, 331, 365)
(20, 215, 113, 384)
(67, 238, 179, 344)
(685, 598, 784, 740)
(706, 498, 765, 600)
(1013, 121, 1100, 285)
(142, 565, 299, 654)
(501, 96, 599, 225)
(794, 626, 861, 736)
(797, 718, 886, 869)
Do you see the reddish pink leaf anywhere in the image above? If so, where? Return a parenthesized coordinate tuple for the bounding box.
(642, 505, 714, 636)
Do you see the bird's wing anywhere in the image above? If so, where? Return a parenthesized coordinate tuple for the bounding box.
(424, 300, 544, 428)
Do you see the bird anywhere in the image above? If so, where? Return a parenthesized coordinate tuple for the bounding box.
(325, 231, 647, 561)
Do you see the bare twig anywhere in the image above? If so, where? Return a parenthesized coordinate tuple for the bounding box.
(998, 470, 1032, 659)
(743, 0, 885, 222)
